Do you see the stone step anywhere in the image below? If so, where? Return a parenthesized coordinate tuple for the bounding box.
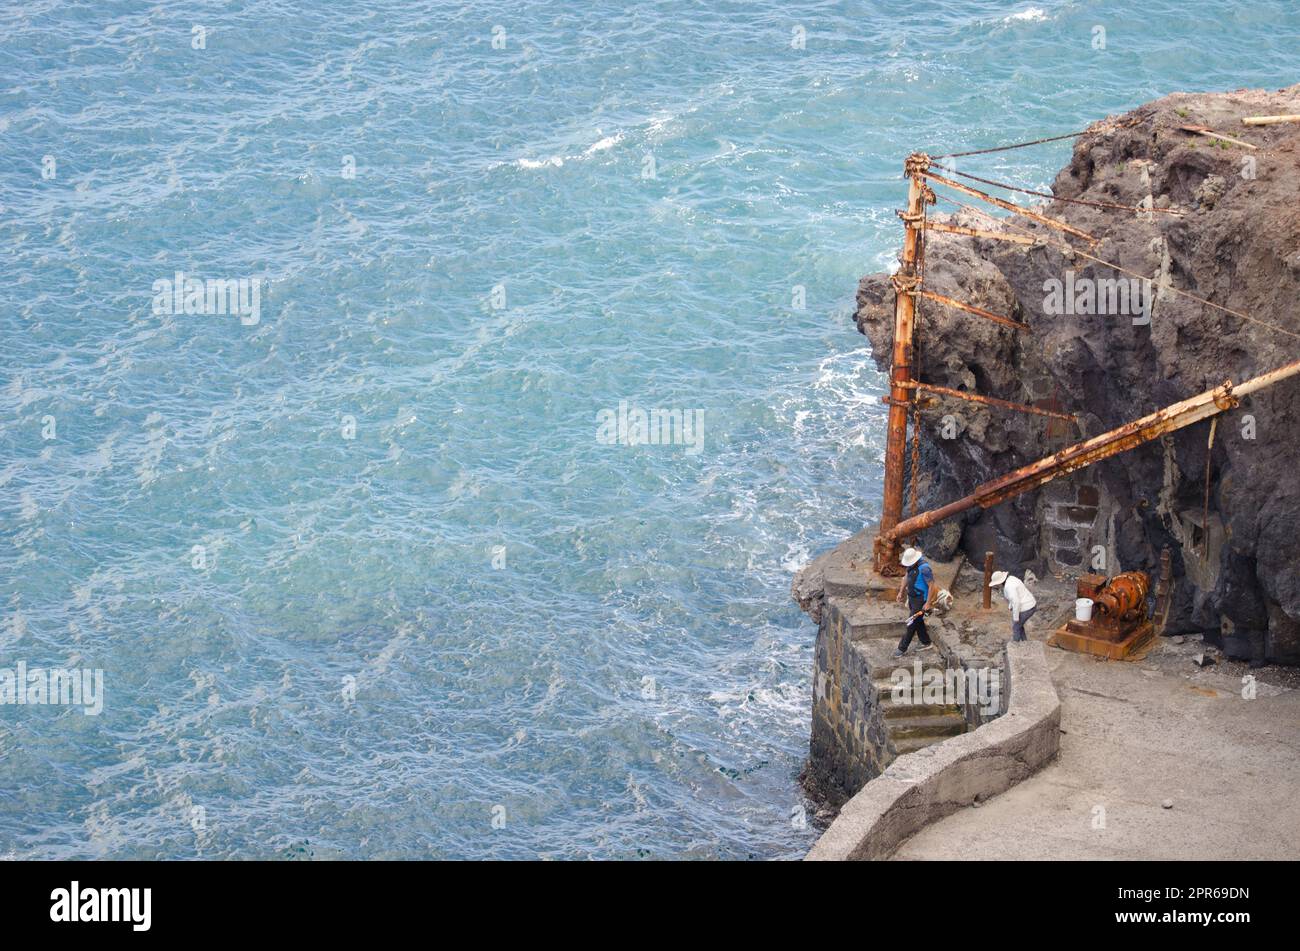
(822, 567, 872, 600)
(871, 666, 948, 691)
(873, 682, 951, 702)
(880, 700, 963, 719)
(872, 654, 946, 677)
(887, 713, 968, 742)
(873, 662, 946, 680)
(891, 735, 953, 756)
(825, 598, 911, 642)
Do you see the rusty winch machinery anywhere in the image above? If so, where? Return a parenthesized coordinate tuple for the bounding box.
(1049, 570, 1157, 660)
(1085, 571, 1150, 623)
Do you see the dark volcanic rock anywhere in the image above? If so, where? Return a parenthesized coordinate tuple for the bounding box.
(855, 85, 1300, 665)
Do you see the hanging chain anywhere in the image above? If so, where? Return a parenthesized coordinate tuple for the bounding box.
(1202, 417, 1218, 562)
(909, 400, 921, 521)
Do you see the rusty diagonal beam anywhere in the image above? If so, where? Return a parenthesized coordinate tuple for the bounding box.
(921, 169, 1099, 244)
(919, 220, 1043, 246)
(880, 357, 1300, 548)
(914, 289, 1029, 331)
(899, 380, 1076, 422)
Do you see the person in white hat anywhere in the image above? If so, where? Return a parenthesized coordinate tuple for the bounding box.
(989, 570, 1037, 642)
(893, 547, 936, 657)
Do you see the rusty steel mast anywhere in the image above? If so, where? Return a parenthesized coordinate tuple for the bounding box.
(875, 155, 934, 573)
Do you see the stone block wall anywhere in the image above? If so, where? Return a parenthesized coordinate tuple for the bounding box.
(939, 641, 1007, 727)
(807, 599, 891, 807)
(1040, 477, 1114, 576)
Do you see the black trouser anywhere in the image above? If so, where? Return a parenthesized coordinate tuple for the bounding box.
(1011, 606, 1037, 642)
(897, 594, 931, 652)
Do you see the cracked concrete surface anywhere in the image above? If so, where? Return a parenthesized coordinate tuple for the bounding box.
(893, 635, 1300, 859)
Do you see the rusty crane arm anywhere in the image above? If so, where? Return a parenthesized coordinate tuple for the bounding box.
(873, 357, 1300, 569)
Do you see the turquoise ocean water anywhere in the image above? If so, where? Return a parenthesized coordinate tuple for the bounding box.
(2, 1, 1297, 859)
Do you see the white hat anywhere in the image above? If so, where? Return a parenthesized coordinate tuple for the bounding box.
(900, 547, 922, 567)
(990, 570, 1009, 586)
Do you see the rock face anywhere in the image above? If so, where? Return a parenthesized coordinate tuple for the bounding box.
(855, 85, 1300, 665)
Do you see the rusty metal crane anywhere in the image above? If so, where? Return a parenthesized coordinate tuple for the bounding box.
(874, 359, 1300, 570)
(871, 150, 1300, 574)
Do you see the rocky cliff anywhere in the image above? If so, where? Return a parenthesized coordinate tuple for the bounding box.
(855, 85, 1300, 665)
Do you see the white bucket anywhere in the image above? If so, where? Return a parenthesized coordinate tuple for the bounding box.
(1075, 598, 1094, 622)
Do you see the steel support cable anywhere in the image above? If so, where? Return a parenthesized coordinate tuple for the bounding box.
(930, 116, 1146, 160)
(928, 162, 1185, 216)
(929, 193, 1300, 345)
(906, 187, 1065, 440)
(921, 168, 1099, 243)
(932, 130, 1087, 159)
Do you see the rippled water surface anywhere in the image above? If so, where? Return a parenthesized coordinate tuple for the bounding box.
(2, 0, 1297, 858)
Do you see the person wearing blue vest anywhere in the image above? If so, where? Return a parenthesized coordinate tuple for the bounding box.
(893, 547, 936, 657)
